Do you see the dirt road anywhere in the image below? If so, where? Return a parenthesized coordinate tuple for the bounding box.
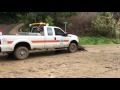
(0, 44, 120, 78)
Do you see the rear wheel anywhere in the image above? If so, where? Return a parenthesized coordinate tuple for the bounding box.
(14, 46, 29, 60)
(68, 43, 78, 53)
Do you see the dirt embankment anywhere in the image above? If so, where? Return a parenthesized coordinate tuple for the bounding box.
(0, 44, 120, 78)
(0, 23, 24, 34)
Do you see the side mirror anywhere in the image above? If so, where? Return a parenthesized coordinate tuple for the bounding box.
(64, 32, 68, 36)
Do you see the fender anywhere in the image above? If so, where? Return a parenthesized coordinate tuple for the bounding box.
(12, 39, 33, 49)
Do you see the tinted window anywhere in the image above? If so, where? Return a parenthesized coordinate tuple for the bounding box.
(47, 27, 53, 36)
(54, 28, 65, 36)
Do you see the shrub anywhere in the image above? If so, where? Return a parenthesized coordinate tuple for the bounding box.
(67, 12, 97, 36)
(92, 12, 120, 38)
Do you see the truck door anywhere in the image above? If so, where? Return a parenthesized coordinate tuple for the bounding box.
(53, 28, 69, 48)
(44, 27, 55, 49)
(31, 32, 45, 49)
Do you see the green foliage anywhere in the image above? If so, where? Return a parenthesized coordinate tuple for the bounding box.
(92, 12, 120, 39)
(79, 36, 119, 45)
(24, 28, 30, 32)
(0, 12, 77, 25)
(45, 16, 54, 25)
(21, 12, 77, 25)
(67, 12, 98, 36)
(55, 12, 77, 23)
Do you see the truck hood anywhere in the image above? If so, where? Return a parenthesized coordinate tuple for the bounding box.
(68, 34, 78, 37)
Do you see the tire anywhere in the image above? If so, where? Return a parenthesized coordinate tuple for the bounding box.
(14, 46, 29, 60)
(68, 43, 78, 53)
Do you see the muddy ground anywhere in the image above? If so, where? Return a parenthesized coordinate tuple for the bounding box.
(0, 44, 120, 78)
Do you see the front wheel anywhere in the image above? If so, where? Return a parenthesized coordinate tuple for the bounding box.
(68, 43, 78, 53)
(14, 46, 29, 60)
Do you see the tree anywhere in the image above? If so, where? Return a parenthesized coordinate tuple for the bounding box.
(0, 12, 78, 25)
(45, 16, 54, 25)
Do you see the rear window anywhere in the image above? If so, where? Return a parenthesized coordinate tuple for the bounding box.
(47, 27, 53, 36)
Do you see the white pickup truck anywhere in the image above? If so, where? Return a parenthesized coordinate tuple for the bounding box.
(0, 25, 80, 60)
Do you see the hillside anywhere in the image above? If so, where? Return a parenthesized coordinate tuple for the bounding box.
(0, 23, 25, 34)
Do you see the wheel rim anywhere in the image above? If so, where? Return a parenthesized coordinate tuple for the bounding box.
(18, 49, 27, 59)
(70, 43, 77, 52)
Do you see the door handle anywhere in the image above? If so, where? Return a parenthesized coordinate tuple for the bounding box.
(54, 37, 56, 40)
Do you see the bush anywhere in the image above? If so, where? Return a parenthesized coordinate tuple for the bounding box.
(92, 12, 120, 38)
(67, 12, 97, 36)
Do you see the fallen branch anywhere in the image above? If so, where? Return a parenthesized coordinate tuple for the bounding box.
(78, 45, 87, 51)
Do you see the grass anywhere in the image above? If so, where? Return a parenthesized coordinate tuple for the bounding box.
(79, 36, 120, 45)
